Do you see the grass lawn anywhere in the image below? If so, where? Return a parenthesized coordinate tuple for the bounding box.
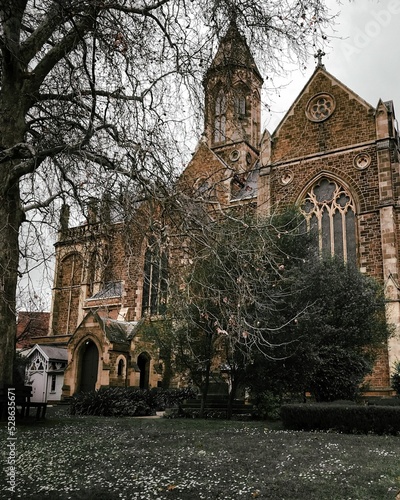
(1, 406, 400, 500)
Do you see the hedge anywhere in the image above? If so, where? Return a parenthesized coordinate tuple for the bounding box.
(70, 387, 197, 417)
(281, 403, 400, 435)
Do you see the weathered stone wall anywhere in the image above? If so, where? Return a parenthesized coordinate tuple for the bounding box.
(271, 71, 376, 162)
(49, 53, 400, 396)
(259, 67, 400, 391)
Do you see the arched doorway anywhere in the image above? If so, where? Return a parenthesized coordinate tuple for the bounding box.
(79, 340, 99, 392)
(137, 352, 151, 389)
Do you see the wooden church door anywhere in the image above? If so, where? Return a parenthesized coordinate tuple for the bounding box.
(79, 340, 99, 392)
(138, 352, 150, 389)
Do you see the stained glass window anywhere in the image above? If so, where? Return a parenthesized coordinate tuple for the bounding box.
(301, 178, 357, 264)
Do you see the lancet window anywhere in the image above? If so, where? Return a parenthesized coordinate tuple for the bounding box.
(142, 236, 168, 316)
(301, 178, 357, 264)
(214, 90, 226, 143)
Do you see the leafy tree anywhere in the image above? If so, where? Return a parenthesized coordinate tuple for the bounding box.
(0, 0, 336, 386)
(248, 257, 391, 403)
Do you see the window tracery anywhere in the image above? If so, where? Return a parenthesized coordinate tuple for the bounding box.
(301, 178, 357, 264)
(306, 93, 336, 122)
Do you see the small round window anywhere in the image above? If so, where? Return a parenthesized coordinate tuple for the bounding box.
(230, 150, 240, 162)
(306, 93, 336, 122)
(354, 152, 371, 170)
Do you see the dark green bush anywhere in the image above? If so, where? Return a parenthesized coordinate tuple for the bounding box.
(148, 387, 197, 410)
(366, 397, 400, 406)
(391, 361, 400, 395)
(251, 391, 283, 421)
(281, 403, 400, 435)
(70, 387, 197, 416)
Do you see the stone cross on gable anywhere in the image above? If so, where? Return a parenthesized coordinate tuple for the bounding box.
(314, 49, 326, 68)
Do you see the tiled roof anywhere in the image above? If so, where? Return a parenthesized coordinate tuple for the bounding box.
(95, 313, 139, 343)
(88, 281, 122, 300)
(38, 345, 68, 361)
(16, 312, 50, 349)
(230, 168, 259, 202)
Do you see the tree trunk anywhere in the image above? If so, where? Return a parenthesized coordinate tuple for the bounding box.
(227, 374, 239, 420)
(199, 332, 213, 417)
(161, 351, 173, 389)
(199, 362, 211, 418)
(0, 5, 27, 386)
(0, 182, 23, 387)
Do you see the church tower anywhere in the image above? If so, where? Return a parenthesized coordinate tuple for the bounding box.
(203, 19, 263, 172)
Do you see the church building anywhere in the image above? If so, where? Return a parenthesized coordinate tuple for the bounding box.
(35, 21, 400, 399)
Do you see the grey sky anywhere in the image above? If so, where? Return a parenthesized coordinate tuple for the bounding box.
(23, 0, 400, 311)
(265, 0, 400, 132)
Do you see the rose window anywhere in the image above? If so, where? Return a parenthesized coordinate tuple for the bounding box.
(306, 93, 335, 122)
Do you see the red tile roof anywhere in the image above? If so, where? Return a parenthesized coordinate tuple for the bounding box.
(16, 312, 50, 349)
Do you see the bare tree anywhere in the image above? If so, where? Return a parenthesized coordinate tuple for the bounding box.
(0, 0, 336, 386)
(165, 206, 312, 417)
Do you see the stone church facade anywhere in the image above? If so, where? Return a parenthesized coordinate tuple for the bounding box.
(36, 21, 400, 398)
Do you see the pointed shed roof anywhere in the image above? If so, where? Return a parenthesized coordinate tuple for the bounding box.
(27, 344, 68, 362)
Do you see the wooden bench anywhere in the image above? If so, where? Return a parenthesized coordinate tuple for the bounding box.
(0, 386, 47, 420)
(180, 395, 254, 418)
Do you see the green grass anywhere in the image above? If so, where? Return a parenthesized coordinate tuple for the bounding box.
(1, 407, 400, 500)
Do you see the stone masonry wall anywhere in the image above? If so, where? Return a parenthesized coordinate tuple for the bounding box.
(262, 67, 396, 390)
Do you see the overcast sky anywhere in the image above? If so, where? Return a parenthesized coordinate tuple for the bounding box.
(265, 0, 400, 132)
(25, 0, 400, 311)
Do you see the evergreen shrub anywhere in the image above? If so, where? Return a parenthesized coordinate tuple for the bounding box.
(149, 387, 197, 410)
(391, 361, 400, 396)
(70, 387, 196, 416)
(251, 391, 283, 421)
(281, 403, 400, 435)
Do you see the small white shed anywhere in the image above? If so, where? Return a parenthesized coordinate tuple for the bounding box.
(25, 345, 68, 402)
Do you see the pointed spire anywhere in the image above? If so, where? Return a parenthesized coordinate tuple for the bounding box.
(208, 17, 263, 81)
(202, 15, 263, 150)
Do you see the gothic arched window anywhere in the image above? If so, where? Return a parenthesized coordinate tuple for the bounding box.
(117, 358, 125, 377)
(53, 252, 84, 334)
(234, 93, 246, 117)
(58, 252, 83, 288)
(142, 237, 168, 316)
(301, 178, 357, 264)
(214, 90, 226, 143)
